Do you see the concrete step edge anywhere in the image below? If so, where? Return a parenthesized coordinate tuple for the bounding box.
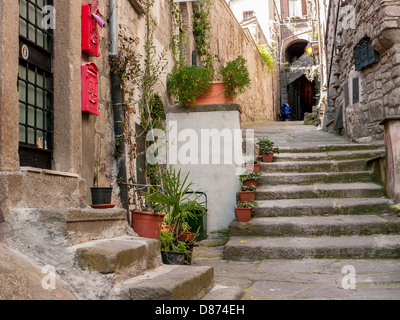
(229, 215, 400, 237)
(71, 236, 162, 283)
(252, 198, 394, 217)
(117, 265, 214, 300)
(223, 235, 400, 260)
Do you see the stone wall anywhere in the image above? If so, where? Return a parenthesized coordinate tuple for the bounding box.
(209, 0, 278, 122)
(323, 0, 400, 143)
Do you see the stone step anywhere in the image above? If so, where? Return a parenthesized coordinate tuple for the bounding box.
(201, 285, 245, 300)
(255, 183, 384, 200)
(229, 215, 400, 237)
(253, 198, 395, 217)
(277, 143, 384, 153)
(117, 264, 214, 300)
(223, 235, 400, 260)
(261, 159, 368, 173)
(259, 171, 374, 185)
(65, 207, 131, 246)
(72, 236, 162, 283)
(273, 149, 385, 162)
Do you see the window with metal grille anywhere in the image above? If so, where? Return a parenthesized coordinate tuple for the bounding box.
(18, 0, 54, 169)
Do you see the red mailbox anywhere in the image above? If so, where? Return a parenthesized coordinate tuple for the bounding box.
(82, 4, 100, 57)
(81, 62, 99, 115)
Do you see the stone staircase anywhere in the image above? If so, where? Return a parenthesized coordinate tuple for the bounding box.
(224, 143, 400, 261)
(8, 207, 219, 300)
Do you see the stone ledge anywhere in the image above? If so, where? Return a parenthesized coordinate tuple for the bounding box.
(65, 207, 127, 222)
(379, 116, 400, 125)
(20, 167, 80, 179)
(167, 103, 241, 114)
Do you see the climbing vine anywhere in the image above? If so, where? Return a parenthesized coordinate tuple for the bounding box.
(192, 0, 215, 71)
(111, 0, 168, 208)
(169, 0, 187, 68)
(257, 44, 276, 75)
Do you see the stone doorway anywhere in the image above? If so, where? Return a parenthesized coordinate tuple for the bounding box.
(287, 75, 316, 120)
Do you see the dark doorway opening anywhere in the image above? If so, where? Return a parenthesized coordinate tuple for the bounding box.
(287, 75, 316, 120)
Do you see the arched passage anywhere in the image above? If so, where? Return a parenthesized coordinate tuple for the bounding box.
(285, 40, 308, 64)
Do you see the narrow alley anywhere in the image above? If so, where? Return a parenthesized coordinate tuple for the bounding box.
(194, 121, 400, 300)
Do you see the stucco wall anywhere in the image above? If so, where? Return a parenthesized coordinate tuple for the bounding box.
(166, 107, 243, 233)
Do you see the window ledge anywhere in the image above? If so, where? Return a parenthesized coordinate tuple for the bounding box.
(20, 167, 80, 179)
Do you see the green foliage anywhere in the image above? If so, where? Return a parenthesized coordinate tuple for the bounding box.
(237, 201, 259, 209)
(159, 229, 187, 253)
(391, 203, 400, 210)
(192, 0, 216, 71)
(140, 93, 165, 131)
(239, 172, 261, 182)
(169, 0, 187, 68)
(241, 185, 256, 192)
(146, 168, 205, 240)
(220, 56, 251, 99)
(257, 44, 275, 74)
(167, 65, 213, 106)
(257, 138, 280, 154)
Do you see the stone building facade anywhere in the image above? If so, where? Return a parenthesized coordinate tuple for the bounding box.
(323, 0, 400, 201)
(0, 0, 277, 262)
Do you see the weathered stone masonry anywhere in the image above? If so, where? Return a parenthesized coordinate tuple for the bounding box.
(324, 0, 400, 201)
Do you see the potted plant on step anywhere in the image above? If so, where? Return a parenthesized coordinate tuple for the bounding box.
(239, 171, 261, 187)
(160, 229, 188, 265)
(257, 138, 280, 162)
(146, 168, 205, 265)
(90, 162, 114, 208)
(245, 160, 261, 173)
(131, 203, 166, 240)
(235, 201, 258, 222)
(239, 185, 256, 203)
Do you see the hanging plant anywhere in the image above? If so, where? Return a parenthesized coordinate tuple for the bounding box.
(257, 44, 276, 74)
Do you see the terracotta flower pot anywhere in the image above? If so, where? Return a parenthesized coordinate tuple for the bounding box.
(262, 152, 274, 163)
(131, 210, 166, 240)
(246, 163, 261, 172)
(235, 207, 252, 222)
(178, 232, 196, 242)
(195, 81, 234, 105)
(239, 190, 256, 203)
(243, 179, 258, 187)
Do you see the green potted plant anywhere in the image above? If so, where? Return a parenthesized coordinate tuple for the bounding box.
(235, 201, 258, 222)
(131, 202, 166, 240)
(167, 65, 213, 106)
(245, 159, 261, 172)
(90, 161, 113, 208)
(239, 184, 256, 203)
(146, 168, 205, 238)
(239, 171, 261, 187)
(219, 55, 251, 102)
(257, 138, 280, 162)
(159, 229, 188, 265)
